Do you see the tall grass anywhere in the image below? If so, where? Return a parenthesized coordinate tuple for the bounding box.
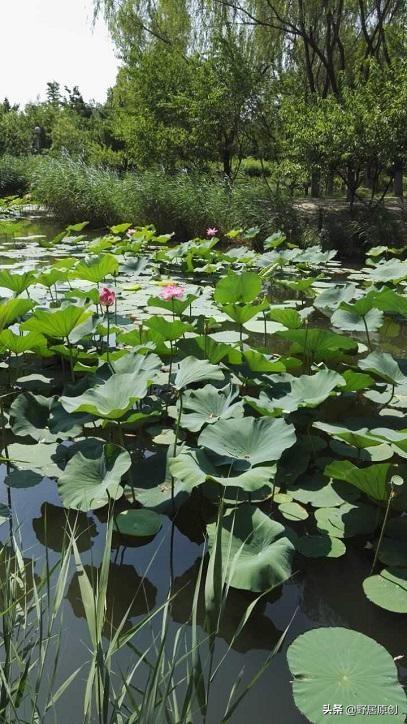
(0, 509, 290, 723)
(28, 156, 303, 242)
(0, 156, 38, 197)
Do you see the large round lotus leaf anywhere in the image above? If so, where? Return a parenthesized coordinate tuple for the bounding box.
(287, 627, 407, 724)
(331, 307, 383, 333)
(172, 356, 224, 390)
(113, 509, 162, 538)
(58, 443, 130, 511)
(21, 304, 92, 339)
(207, 503, 295, 592)
(325, 460, 391, 502)
(363, 568, 407, 613)
(169, 447, 276, 493)
(0, 329, 46, 354)
(0, 270, 36, 294)
(214, 271, 262, 304)
(175, 384, 244, 433)
(275, 328, 358, 360)
(222, 301, 268, 325)
(287, 474, 359, 508)
(358, 351, 407, 386)
(315, 502, 378, 539)
(74, 253, 119, 283)
(9, 392, 56, 443)
(368, 258, 407, 283)
(0, 298, 34, 333)
(296, 534, 346, 558)
(198, 416, 296, 466)
(7, 441, 61, 479)
(60, 371, 151, 420)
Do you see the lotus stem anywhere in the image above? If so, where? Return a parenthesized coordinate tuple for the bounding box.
(370, 484, 395, 576)
(66, 336, 75, 382)
(106, 311, 111, 365)
(362, 315, 372, 351)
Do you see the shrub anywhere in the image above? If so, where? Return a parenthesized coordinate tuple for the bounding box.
(0, 155, 34, 196)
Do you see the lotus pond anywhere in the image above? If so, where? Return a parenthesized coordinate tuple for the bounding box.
(0, 210, 406, 723)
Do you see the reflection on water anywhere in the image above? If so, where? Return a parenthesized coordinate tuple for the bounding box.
(171, 557, 283, 653)
(67, 562, 157, 635)
(32, 502, 98, 553)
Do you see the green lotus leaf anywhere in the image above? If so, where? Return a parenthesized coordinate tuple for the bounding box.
(35, 268, 68, 288)
(241, 349, 286, 373)
(267, 307, 302, 329)
(173, 384, 244, 432)
(368, 259, 407, 283)
(247, 369, 345, 415)
(113, 509, 163, 537)
(144, 317, 193, 341)
(58, 442, 130, 511)
(315, 502, 378, 538)
(207, 503, 295, 592)
(177, 335, 240, 364)
(0, 329, 47, 354)
(147, 293, 197, 316)
(60, 371, 152, 420)
(296, 534, 346, 558)
(172, 356, 224, 390)
(287, 627, 407, 724)
(74, 253, 119, 283)
(110, 223, 131, 234)
(21, 304, 92, 340)
(214, 271, 262, 304)
(363, 568, 407, 613)
(314, 421, 385, 450)
(169, 447, 276, 493)
(278, 502, 308, 521)
(325, 460, 391, 502)
(198, 416, 296, 466)
(341, 370, 374, 391)
(275, 327, 358, 360)
(0, 298, 34, 333)
(9, 392, 56, 443)
(0, 270, 36, 294)
(221, 300, 268, 325)
(287, 474, 359, 508)
(7, 441, 61, 479)
(313, 283, 356, 314)
(372, 288, 407, 320)
(331, 307, 383, 333)
(358, 351, 407, 386)
(111, 350, 162, 376)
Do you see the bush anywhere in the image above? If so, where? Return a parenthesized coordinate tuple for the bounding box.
(240, 157, 272, 178)
(0, 155, 34, 196)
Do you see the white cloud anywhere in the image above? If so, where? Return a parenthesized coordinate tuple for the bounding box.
(0, 0, 119, 106)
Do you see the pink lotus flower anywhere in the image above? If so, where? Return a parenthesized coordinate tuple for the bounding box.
(206, 227, 218, 237)
(160, 284, 185, 301)
(99, 287, 116, 308)
(126, 228, 136, 237)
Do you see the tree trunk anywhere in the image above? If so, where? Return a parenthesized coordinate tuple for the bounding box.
(311, 169, 320, 198)
(393, 159, 403, 200)
(346, 165, 356, 208)
(326, 171, 334, 196)
(223, 148, 232, 178)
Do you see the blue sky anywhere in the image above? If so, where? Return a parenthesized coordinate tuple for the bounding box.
(1, 0, 119, 105)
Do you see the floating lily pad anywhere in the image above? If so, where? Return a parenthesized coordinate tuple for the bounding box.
(363, 568, 407, 613)
(287, 627, 407, 724)
(113, 509, 163, 538)
(296, 534, 346, 558)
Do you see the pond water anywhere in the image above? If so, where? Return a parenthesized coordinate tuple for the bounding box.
(0, 211, 406, 723)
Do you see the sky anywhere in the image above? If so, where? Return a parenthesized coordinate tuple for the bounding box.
(0, 0, 119, 106)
